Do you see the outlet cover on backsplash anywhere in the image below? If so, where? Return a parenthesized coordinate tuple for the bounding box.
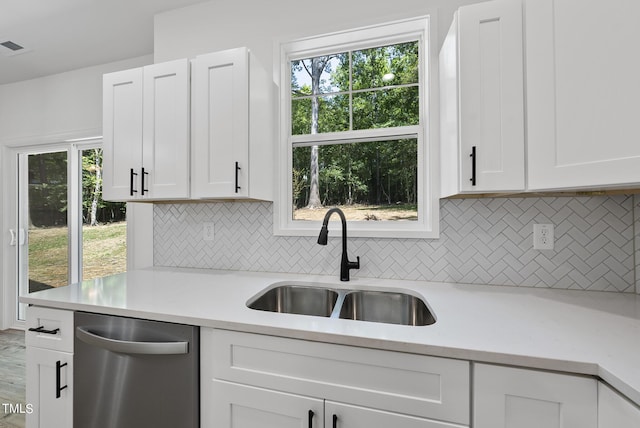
(154, 195, 636, 293)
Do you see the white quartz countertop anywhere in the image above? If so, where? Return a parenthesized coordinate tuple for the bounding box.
(20, 267, 640, 406)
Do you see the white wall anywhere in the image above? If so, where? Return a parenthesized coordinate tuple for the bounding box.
(154, 0, 486, 68)
(0, 55, 152, 145)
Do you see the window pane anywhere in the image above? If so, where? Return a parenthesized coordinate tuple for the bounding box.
(352, 42, 419, 90)
(353, 86, 420, 130)
(291, 54, 346, 96)
(292, 139, 418, 221)
(27, 152, 69, 291)
(81, 148, 126, 281)
(291, 94, 349, 135)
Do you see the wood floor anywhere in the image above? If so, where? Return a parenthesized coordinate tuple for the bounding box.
(0, 330, 25, 428)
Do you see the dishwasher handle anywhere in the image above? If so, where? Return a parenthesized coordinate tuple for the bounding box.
(76, 326, 189, 355)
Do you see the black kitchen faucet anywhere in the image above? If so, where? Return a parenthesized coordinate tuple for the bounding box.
(317, 208, 360, 281)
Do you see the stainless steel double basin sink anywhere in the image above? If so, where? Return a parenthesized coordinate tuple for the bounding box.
(247, 282, 436, 326)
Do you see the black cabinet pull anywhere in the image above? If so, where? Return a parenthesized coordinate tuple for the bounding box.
(28, 326, 59, 335)
(235, 162, 241, 193)
(470, 146, 477, 186)
(141, 167, 149, 195)
(308, 410, 314, 428)
(56, 360, 68, 399)
(332, 414, 338, 428)
(130, 168, 138, 196)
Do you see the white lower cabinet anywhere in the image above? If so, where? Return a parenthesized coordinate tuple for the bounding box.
(324, 401, 464, 428)
(25, 348, 73, 428)
(210, 380, 323, 428)
(598, 382, 640, 427)
(473, 363, 597, 428)
(25, 307, 74, 428)
(209, 380, 465, 428)
(202, 329, 470, 428)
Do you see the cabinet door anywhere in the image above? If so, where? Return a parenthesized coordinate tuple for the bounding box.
(26, 347, 73, 428)
(474, 363, 596, 428)
(192, 48, 250, 198)
(458, 0, 525, 193)
(599, 382, 640, 427)
(326, 401, 465, 428)
(142, 59, 190, 199)
(204, 380, 323, 428)
(441, 0, 525, 196)
(525, 0, 640, 190)
(103, 67, 143, 201)
(207, 329, 469, 425)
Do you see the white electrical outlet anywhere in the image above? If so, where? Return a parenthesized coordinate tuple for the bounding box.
(533, 224, 554, 250)
(203, 222, 215, 241)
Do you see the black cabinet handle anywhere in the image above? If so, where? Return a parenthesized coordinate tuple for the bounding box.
(332, 414, 338, 428)
(56, 360, 68, 399)
(308, 410, 314, 428)
(141, 167, 149, 195)
(130, 168, 138, 196)
(235, 162, 241, 193)
(470, 146, 477, 186)
(28, 326, 59, 335)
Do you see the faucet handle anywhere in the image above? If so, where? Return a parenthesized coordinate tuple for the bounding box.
(349, 256, 360, 270)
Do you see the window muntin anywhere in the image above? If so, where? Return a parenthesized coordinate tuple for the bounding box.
(291, 42, 420, 136)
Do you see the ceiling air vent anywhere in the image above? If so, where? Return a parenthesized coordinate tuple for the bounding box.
(1, 41, 24, 51)
(0, 40, 30, 57)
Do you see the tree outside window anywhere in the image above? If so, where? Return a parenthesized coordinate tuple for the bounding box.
(290, 41, 420, 222)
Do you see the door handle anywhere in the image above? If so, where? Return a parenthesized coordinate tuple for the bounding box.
(130, 168, 138, 196)
(76, 326, 189, 355)
(9, 229, 26, 246)
(470, 146, 477, 186)
(308, 410, 314, 428)
(141, 167, 149, 195)
(28, 326, 60, 335)
(56, 360, 68, 399)
(235, 161, 241, 193)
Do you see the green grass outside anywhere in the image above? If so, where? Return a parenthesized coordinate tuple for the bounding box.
(29, 222, 126, 288)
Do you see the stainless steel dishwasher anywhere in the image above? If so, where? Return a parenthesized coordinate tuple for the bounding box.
(74, 311, 199, 428)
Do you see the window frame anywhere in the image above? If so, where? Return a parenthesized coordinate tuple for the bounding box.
(274, 16, 439, 238)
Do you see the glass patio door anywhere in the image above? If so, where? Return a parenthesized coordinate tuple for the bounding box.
(17, 149, 72, 320)
(13, 142, 126, 322)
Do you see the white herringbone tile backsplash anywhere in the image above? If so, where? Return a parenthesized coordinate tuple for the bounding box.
(154, 195, 636, 292)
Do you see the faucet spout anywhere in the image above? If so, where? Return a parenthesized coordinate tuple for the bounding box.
(317, 208, 360, 281)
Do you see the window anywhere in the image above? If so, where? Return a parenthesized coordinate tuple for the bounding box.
(275, 17, 439, 238)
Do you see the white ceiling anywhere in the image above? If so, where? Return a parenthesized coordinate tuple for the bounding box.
(0, 0, 208, 85)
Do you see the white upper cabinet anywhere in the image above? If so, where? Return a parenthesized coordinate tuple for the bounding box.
(103, 67, 144, 201)
(191, 47, 273, 200)
(142, 60, 190, 199)
(525, 0, 640, 190)
(440, 0, 525, 197)
(103, 59, 190, 201)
